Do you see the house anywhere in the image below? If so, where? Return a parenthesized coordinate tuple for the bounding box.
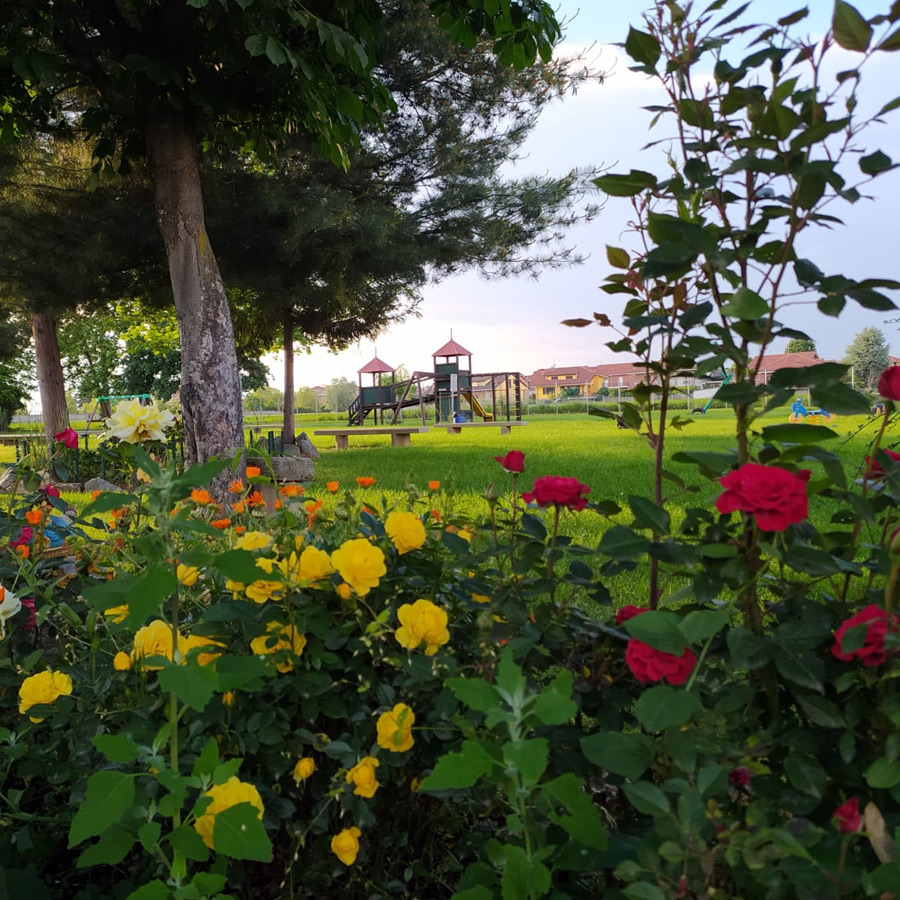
(525, 366, 605, 400)
(750, 351, 833, 384)
(469, 373, 527, 406)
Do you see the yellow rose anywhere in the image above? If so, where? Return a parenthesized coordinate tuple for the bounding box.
(330, 539, 386, 597)
(293, 757, 316, 783)
(193, 776, 264, 850)
(395, 599, 450, 656)
(181, 634, 225, 667)
(133, 619, 181, 670)
(113, 651, 133, 671)
(384, 511, 426, 555)
(104, 398, 175, 444)
(245, 580, 283, 604)
(336, 583, 352, 600)
(250, 621, 307, 673)
(297, 546, 335, 585)
(176, 564, 200, 587)
(346, 756, 380, 798)
(331, 827, 362, 866)
(376, 703, 415, 753)
(225, 579, 245, 597)
(235, 531, 273, 551)
(104, 604, 129, 624)
(18, 670, 73, 722)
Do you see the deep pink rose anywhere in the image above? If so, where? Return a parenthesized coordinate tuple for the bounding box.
(832, 604, 895, 667)
(54, 427, 78, 449)
(10, 526, 33, 548)
(495, 450, 525, 473)
(833, 797, 860, 834)
(877, 367, 900, 401)
(729, 767, 751, 788)
(615, 605, 648, 625)
(865, 448, 900, 477)
(625, 640, 697, 686)
(40, 485, 60, 499)
(20, 597, 36, 631)
(715, 463, 810, 531)
(522, 476, 590, 511)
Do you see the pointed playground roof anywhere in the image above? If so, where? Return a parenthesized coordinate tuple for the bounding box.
(433, 332, 471, 357)
(358, 355, 395, 374)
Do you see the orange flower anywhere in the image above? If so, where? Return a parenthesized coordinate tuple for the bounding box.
(111, 507, 128, 521)
(431, 509, 441, 522)
(16, 545, 29, 560)
(361, 506, 374, 515)
(305, 499, 323, 528)
(229, 480, 244, 494)
(274, 499, 282, 510)
(246, 466, 261, 478)
(356, 477, 375, 488)
(91, 490, 101, 501)
(25, 509, 43, 526)
(247, 490, 266, 508)
(211, 518, 232, 530)
(234, 526, 246, 535)
(232, 500, 246, 514)
(280, 484, 304, 497)
(428, 481, 440, 491)
(326, 481, 339, 493)
(190, 488, 212, 505)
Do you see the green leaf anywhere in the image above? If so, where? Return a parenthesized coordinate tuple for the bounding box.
(499, 845, 551, 900)
(592, 170, 658, 197)
(810, 381, 871, 415)
(192, 738, 220, 779)
(264, 36, 287, 66)
(138, 821, 161, 853)
(81, 492, 139, 516)
(126, 882, 170, 900)
(529, 670, 577, 725)
(211, 803, 271, 862)
(721, 287, 768, 320)
(634, 686, 700, 732)
(679, 609, 731, 644)
(167, 824, 210, 862)
(542, 774, 607, 849)
(125, 565, 177, 630)
(879, 24, 900, 50)
(422, 741, 497, 790)
(158, 663, 218, 712)
(502, 739, 548, 786)
(213, 549, 265, 583)
(624, 27, 661, 68)
(598, 525, 650, 559)
(452, 889, 494, 900)
(629, 496, 670, 535)
(865, 757, 900, 789)
(832, 1, 873, 51)
(779, 7, 810, 26)
(581, 732, 655, 780)
(860, 150, 894, 174)
(447, 677, 501, 714)
(69, 771, 136, 846)
(624, 884, 666, 900)
(760, 423, 838, 444)
(216, 654, 270, 692)
(622, 781, 670, 816)
(76, 824, 135, 868)
(606, 246, 631, 268)
(495, 648, 526, 702)
(92, 734, 140, 764)
(796, 694, 845, 728)
(624, 612, 687, 654)
(784, 753, 827, 798)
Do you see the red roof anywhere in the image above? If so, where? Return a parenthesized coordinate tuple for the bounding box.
(433, 338, 471, 358)
(527, 366, 604, 387)
(752, 350, 827, 371)
(358, 356, 395, 374)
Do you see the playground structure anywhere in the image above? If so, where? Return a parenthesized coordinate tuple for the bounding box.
(347, 336, 525, 427)
(788, 397, 836, 425)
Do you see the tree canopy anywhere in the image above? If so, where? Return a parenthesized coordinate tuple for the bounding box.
(843, 326, 891, 391)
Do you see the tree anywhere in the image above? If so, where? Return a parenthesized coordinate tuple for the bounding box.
(1, 0, 561, 490)
(843, 327, 891, 391)
(324, 378, 358, 413)
(785, 338, 817, 354)
(295, 387, 318, 412)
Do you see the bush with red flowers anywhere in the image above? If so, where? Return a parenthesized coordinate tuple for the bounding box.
(715, 463, 811, 531)
(522, 475, 590, 511)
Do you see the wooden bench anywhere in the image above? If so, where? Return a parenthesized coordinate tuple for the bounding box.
(437, 421, 529, 435)
(314, 427, 430, 450)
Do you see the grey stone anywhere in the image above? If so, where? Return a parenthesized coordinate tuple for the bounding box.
(297, 432, 320, 459)
(54, 482, 85, 493)
(84, 476, 122, 493)
(0, 468, 26, 494)
(245, 456, 315, 483)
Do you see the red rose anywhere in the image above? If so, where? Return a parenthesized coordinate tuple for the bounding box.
(495, 450, 525, 473)
(40, 485, 61, 499)
(20, 597, 36, 631)
(729, 767, 751, 788)
(877, 367, 900, 401)
(833, 797, 860, 834)
(10, 526, 33, 548)
(54, 427, 79, 450)
(615, 605, 648, 625)
(832, 604, 895, 667)
(865, 448, 900, 477)
(715, 463, 810, 531)
(522, 475, 590, 511)
(625, 640, 697, 686)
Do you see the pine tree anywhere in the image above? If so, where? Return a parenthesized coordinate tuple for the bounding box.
(843, 327, 891, 391)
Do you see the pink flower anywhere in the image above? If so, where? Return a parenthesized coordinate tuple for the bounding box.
(522, 476, 590, 511)
(865, 448, 900, 477)
(615, 605, 648, 625)
(495, 450, 525, 473)
(20, 597, 35, 631)
(877, 367, 900, 401)
(625, 640, 696, 686)
(40, 485, 60, 499)
(715, 463, 810, 531)
(10, 526, 33, 548)
(54, 427, 78, 450)
(729, 767, 751, 788)
(832, 605, 895, 667)
(833, 797, 860, 834)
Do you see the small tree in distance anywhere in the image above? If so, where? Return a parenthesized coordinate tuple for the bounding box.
(843, 326, 891, 390)
(785, 337, 817, 354)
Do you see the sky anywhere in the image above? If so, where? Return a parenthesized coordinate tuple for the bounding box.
(271, 0, 900, 395)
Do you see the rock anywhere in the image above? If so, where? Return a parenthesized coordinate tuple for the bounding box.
(297, 432, 320, 459)
(246, 456, 315, 483)
(0, 468, 26, 494)
(84, 476, 122, 493)
(54, 482, 85, 493)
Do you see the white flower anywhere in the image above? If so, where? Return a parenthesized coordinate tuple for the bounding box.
(104, 399, 175, 444)
(0, 585, 22, 639)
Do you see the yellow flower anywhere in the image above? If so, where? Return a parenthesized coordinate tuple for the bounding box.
(104, 604, 129, 624)
(235, 531, 273, 551)
(395, 599, 450, 656)
(331, 827, 362, 866)
(136, 468, 152, 484)
(376, 703, 415, 753)
(384, 511, 426, 555)
(193, 776, 264, 850)
(104, 398, 175, 444)
(336, 583, 352, 600)
(250, 621, 307, 673)
(181, 634, 225, 667)
(113, 651, 133, 671)
(330, 539, 386, 597)
(346, 756, 380, 798)
(293, 757, 316, 783)
(18, 670, 73, 722)
(225, 579, 245, 597)
(254, 556, 281, 576)
(222, 690, 236, 707)
(297, 546, 334, 585)
(176, 564, 200, 587)
(133, 620, 182, 670)
(472, 594, 491, 604)
(245, 580, 283, 604)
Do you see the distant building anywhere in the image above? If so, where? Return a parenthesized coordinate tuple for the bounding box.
(750, 350, 833, 383)
(525, 366, 606, 400)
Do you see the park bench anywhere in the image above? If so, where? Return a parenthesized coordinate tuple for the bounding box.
(314, 426, 430, 450)
(436, 421, 529, 436)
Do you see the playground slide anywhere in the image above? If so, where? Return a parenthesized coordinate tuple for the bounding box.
(462, 391, 494, 421)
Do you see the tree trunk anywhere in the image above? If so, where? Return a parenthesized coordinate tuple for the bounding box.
(145, 112, 244, 489)
(282, 312, 295, 445)
(31, 309, 69, 443)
